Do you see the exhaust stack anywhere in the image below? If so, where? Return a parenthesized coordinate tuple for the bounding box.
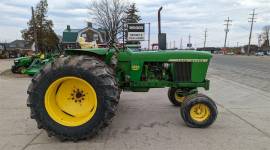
(158, 7, 167, 50)
(158, 7, 162, 34)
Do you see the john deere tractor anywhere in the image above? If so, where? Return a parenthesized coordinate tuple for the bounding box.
(27, 9, 217, 141)
(12, 53, 58, 76)
(27, 45, 218, 140)
(11, 56, 33, 74)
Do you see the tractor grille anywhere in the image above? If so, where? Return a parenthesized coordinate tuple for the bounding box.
(173, 62, 192, 82)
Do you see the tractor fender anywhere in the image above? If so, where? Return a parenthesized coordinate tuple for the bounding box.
(65, 49, 108, 56)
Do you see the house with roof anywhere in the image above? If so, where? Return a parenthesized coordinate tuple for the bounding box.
(0, 43, 8, 58)
(62, 22, 107, 49)
(6, 40, 31, 51)
(0, 40, 33, 58)
(0, 43, 7, 50)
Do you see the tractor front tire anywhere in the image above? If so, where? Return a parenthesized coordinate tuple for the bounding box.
(27, 55, 119, 141)
(168, 88, 186, 106)
(11, 66, 25, 74)
(180, 94, 217, 128)
(11, 66, 17, 73)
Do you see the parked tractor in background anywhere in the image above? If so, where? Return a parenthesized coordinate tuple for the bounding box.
(11, 56, 33, 73)
(22, 55, 56, 76)
(12, 53, 58, 76)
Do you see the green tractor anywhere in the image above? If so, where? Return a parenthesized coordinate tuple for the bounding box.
(11, 56, 33, 74)
(12, 53, 58, 76)
(27, 9, 217, 141)
(27, 45, 218, 141)
(22, 57, 53, 76)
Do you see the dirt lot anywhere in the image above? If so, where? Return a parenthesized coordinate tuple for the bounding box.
(0, 56, 270, 150)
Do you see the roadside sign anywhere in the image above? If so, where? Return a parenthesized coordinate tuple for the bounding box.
(127, 23, 145, 41)
(187, 43, 192, 48)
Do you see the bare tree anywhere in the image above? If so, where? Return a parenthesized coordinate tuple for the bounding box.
(262, 25, 270, 47)
(89, 0, 128, 44)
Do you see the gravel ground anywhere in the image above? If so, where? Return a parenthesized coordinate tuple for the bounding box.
(0, 59, 13, 72)
(0, 59, 29, 79)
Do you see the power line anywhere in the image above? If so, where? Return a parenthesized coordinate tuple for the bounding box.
(203, 28, 208, 48)
(224, 17, 232, 48)
(247, 9, 257, 55)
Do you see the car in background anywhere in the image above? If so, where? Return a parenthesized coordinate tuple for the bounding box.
(226, 52, 234, 55)
(255, 51, 264, 56)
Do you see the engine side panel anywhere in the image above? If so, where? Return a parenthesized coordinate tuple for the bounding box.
(117, 49, 211, 83)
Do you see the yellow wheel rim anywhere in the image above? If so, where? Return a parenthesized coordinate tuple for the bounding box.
(45, 77, 97, 127)
(190, 104, 210, 122)
(174, 90, 185, 103)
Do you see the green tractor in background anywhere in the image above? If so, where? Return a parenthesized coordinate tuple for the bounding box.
(22, 56, 55, 76)
(12, 53, 58, 76)
(11, 56, 33, 74)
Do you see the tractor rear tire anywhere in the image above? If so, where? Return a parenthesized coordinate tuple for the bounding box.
(168, 88, 186, 106)
(27, 55, 119, 141)
(180, 94, 217, 128)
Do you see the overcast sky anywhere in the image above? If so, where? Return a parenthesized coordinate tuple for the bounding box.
(0, 0, 270, 48)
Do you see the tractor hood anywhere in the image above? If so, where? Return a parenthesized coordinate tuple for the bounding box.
(14, 56, 32, 65)
(119, 49, 212, 62)
(65, 48, 212, 62)
(14, 56, 30, 62)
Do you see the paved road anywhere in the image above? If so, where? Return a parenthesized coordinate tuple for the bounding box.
(0, 57, 270, 150)
(210, 55, 270, 92)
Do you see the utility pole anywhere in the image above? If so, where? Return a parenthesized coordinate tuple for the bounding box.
(247, 9, 257, 55)
(257, 34, 262, 48)
(31, 7, 38, 52)
(224, 17, 232, 48)
(203, 28, 208, 48)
